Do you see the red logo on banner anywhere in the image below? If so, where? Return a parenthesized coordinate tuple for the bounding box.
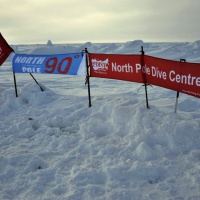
(91, 58, 109, 74)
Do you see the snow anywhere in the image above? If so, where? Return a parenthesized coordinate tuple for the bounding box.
(1, 40, 200, 199)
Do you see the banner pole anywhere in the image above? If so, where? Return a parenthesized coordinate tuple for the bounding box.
(13, 72, 18, 97)
(29, 73, 44, 91)
(174, 91, 179, 113)
(85, 48, 92, 107)
(11, 51, 18, 97)
(174, 59, 186, 113)
(140, 46, 149, 109)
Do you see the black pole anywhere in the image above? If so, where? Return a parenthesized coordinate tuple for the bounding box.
(140, 46, 149, 109)
(174, 59, 186, 113)
(13, 72, 18, 97)
(174, 91, 180, 113)
(11, 51, 18, 97)
(85, 48, 92, 107)
(29, 73, 44, 91)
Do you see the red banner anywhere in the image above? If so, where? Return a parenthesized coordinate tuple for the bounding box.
(89, 53, 200, 98)
(0, 33, 14, 66)
(89, 53, 143, 83)
(144, 55, 200, 98)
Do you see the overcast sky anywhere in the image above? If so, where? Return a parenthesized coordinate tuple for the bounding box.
(1, 0, 200, 44)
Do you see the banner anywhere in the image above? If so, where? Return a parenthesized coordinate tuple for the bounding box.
(89, 53, 200, 98)
(12, 52, 86, 76)
(144, 55, 200, 98)
(89, 53, 143, 83)
(0, 33, 14, 66)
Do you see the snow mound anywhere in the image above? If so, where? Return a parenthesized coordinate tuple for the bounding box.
(47, 40, 53, 46)
(135, 142, 156, 161)
(124, 40, 144, 49)
(189, 40, 200, 49)
(18, 82, 57, 106)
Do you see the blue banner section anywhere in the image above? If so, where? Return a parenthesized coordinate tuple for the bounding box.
(12, 52, 86, 75)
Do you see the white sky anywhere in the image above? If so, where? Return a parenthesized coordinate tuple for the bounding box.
(1, 0, 200, 44)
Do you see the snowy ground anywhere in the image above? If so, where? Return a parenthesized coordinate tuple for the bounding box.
(0, 40, 200, 200)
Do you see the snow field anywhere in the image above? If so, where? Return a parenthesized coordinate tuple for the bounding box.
(0, 80, 199, 199)
(0, 41, 200, 199)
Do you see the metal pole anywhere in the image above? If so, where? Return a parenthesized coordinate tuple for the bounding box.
(174, 59, 186, 113)
(85, 48, 92, 107)
(140, 46, 149, 109)
(29, 73, 44, 91)
(13, 72, 18, 97)
(11, 51, 18, 97)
